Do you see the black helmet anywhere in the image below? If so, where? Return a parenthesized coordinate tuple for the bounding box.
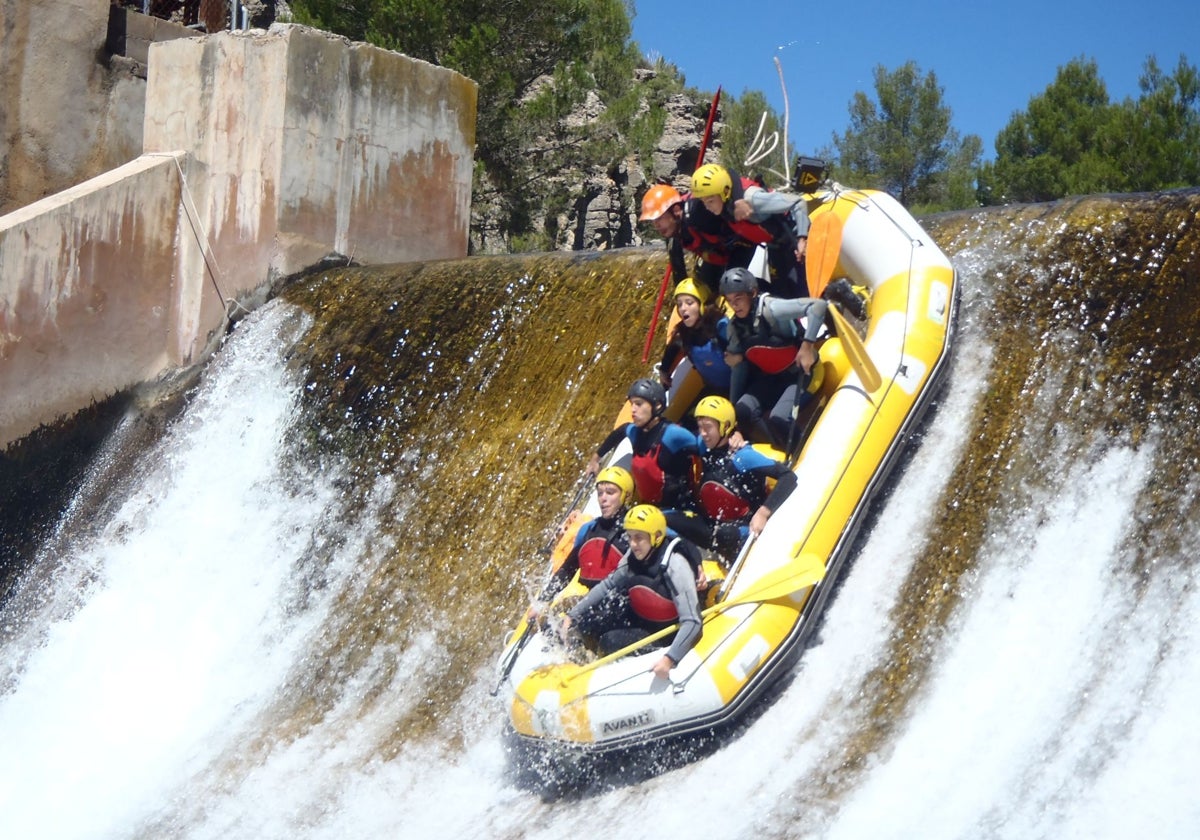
(627, 378, 667, 416)
(719, 267, 758, 296)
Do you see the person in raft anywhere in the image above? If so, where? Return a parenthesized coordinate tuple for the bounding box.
(689, 163, 811, 299)
(686, 395, 798, 564)
(528, 466, 635, 622)
(721, 266, 828, 449)
(560, 504, 703, 679)
(587, 378, 699, 513)
(638, 183, 737, 301)
(658, 277, 733, 411)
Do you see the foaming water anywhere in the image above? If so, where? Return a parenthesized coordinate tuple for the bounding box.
(0, 303, 363, 839)
(3, 192, 1200, 839)
(818, 441, 1199, 839)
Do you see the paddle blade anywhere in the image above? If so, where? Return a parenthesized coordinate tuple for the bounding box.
(829, 304, 882, 392)
(564, 552, 827, 683)
(806, 213, 844, 299)
(719, 553, 827, 610)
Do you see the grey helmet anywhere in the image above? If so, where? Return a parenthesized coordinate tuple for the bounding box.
(719, 266, 758, 297)
(627, 378, 667, 416)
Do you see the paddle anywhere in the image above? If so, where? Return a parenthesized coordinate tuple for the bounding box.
(805, 212, 844, 299)
(491, 472, 596, 695)
(717, 530, 758, 598)
(829, 303, 882, 392)
(642, 86, 722, 363)
(563, 553, 827, 683)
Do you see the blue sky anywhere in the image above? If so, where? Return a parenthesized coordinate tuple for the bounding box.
(630, 0, 1199, 161)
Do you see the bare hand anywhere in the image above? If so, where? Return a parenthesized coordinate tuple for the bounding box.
(796, 341, 816, 374)
(732, 199, 753, 221)
(795, 237, 808, 260)
(585, 452, 600, 476)
(650, 655, 674, 680)
(749, 506, 770, 535)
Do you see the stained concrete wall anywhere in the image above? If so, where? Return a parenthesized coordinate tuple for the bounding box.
(0, 154, 190, 445)
(0, 20, 477, 453)
(0, 0, 147, 216)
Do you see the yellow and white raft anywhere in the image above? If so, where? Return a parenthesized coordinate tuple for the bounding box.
(496, 186, 957, 755)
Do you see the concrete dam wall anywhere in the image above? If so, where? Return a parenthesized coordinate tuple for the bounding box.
(0, 4, 477, 452)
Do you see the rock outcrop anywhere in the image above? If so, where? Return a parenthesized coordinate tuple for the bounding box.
(470, 68, 721, 255)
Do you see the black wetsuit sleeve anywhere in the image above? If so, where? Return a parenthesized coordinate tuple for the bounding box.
(539, 550, 579, 601)
(669, 238, 688, 282)
(597, 426, 627, 459)
(761, 467, 798, 512)
(660, 340, 683, 375)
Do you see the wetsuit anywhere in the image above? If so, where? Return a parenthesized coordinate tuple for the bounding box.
(567, 538, 703, 661)
(727, 294, 828, 446)
(694, 441, 798, 560)
(540, 513, 629, 601)
(596, 419, 699, 511)
(660, 313, 733, 395)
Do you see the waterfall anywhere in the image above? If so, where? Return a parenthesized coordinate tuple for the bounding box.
(1, 192, 1198, 838)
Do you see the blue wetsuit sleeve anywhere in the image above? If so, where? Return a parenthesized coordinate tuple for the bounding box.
(733, 447, 798, 511)
(662, 423, 699, 455)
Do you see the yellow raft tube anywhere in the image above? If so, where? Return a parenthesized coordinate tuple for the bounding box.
(496, 186, 958, 754)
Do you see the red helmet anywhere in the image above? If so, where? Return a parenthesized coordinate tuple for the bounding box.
(639, 184, 683, 221)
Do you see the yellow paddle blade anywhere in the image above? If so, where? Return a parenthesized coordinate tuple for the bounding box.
(719, 554, 827, 608)
(829, 303, 882, 392)
(564, 554, 827, 683)
(806, 212, 844, 299)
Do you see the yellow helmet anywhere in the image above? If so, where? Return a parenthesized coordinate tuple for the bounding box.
(693, 395, 737, 438)
(624, 504, 667, 547)
(640, 184, 683, 221)
(691, 163, 732, 202)
(595, 465, 634, 506)
(673, 277, 712, 308)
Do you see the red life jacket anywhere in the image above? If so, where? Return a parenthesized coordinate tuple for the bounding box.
(577, 531, 625, 585)
(624, 538, 703, 624)
(696, 444, 764, 521)
(724, 172, 799, 251)
(734, 295, 802, 374)
(630, 445, 666, 505)
(698, 481, 752, 521)
(744, 345, 797, 374)
(629, 584, 678, 622)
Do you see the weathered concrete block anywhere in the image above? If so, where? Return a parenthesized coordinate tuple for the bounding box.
(0, 154, 187, 448)
(143, 24, 477, 280)
(1, 20, 477, 453)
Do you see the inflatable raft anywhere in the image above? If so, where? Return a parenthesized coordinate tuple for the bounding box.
(495, 182, 958, 757)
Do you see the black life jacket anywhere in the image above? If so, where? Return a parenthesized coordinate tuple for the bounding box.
(677, 198, 732, 264)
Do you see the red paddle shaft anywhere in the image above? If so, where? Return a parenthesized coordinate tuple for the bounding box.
(642, 86, 722, 363)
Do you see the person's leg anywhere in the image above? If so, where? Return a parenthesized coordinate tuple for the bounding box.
(664, 508, 713, 548)
(571, 588, 630, 644)
(769, 381, 804, 445)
